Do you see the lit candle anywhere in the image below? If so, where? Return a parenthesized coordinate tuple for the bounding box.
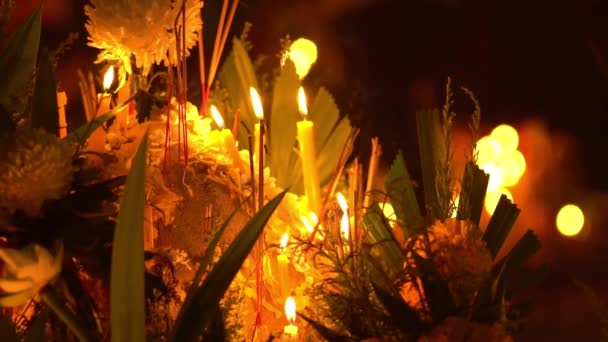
(277, 233, 289, 297)
(283, 296, 298, 339)
(336, 192, 350, 241)
(250, 87, 265, 207)
(210, 105, 245, 173)
(56, 91, 67, 138)
(88, 67, 114, 151)
(296, 87, 321, 214)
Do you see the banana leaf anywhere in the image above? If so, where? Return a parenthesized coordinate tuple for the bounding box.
(385, 151, 422, 236)
(170, 190, 287, 341)
(269, 60, 300, 188)
(416, 109, 445, 220)
(110, 134, 148, 342)
(218, 38, 258, 147)
(0, 6, 41, 107)
(31, 51, 59, 135)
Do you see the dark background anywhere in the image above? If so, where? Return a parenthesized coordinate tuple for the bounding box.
(8, 0, 608, 340)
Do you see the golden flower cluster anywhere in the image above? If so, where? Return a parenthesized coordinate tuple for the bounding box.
(0, 128, 75, 216)
(427, 218, 493, 306)
(85, 0, 203, 75)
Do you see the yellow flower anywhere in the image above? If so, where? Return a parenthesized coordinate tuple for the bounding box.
(0, 241, 64, 307)
(85, 0, 203, 75)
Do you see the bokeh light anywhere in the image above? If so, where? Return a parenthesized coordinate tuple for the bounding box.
(496, 150, 526, 187)
(288, 38, 318, 79)
(491, 124, 519, 153)
(556, 204, 585, 237)
(480, 162, 505, 192)
(476, 136, 502, 165)
(484, 188, 513, 215)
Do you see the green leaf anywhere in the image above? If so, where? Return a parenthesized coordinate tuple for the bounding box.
(269, 60, 300, 189)
(0, 5, 41, 106)
(218, 38, 259, 147)
(31, 51, 59, 135)
(174, 208, 239, 328)
(299, 312, 350, 342)
(362, 203, 403, 281)
(456, 161, 489, 225)
(25, 307, 49, 342)
(483, 195, 521, 259)
(111, 134, 148, 342)
(416, 109, 445, 220)
(385, 151, 422, 236)
(371, 282, 425, 334)
(0, 313, 19, 342)
(413, 253, 456, 322)
(171, 190, 287, 342)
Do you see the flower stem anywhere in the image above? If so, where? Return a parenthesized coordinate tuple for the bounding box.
(40, 286, 96, 342)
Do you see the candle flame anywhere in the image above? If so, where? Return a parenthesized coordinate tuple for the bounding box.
(249, 87, 264, 120)
(103, 66, 114, 92)
(297, 87, 308, 117)
(288, 38, 318, 79)
(285, 296, 296, 323)
(340, 212, 349, 240)
(210, 105, 225, 129)
(280, 233, 289, 249)
(301, 215, 314, 233)
(308, 212, 318, 225)
(336, 192, 348, 212)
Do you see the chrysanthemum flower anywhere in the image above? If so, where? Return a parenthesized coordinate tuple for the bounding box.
(85, 0, 203, 75)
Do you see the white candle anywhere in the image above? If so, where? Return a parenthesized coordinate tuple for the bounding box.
(210, 105, 245, 173)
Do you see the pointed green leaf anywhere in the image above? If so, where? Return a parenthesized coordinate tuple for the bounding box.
(309, 87, 340, 150)
(457, 162, 489, 225)
(416, 109, 445, 219)
(483, 195, 521, 259)
(25, 307, 49, 342)
(174, 208, 239, 328)
(171, 190, 287, 342)
(0, 6, 41, 105)
(269, 60, 300, 189)
(111, 134, 148, 342)
(371, 282, 424, 334)
(31, 51, 59, 135)
(0, 313, 19, 342)
(299, 313, 350, 342)
(362, 203, 403, 281)
(385, 151, 422, 235)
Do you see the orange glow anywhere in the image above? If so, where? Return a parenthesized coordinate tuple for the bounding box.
(209, 105, 224, 129)
(475, 136, 502, 165)
(103, 66, 114, 92)
(556, 204, 584, 237)
(301, 215, 314, 233)
(491, 124, 519, 153)
(308, 212, 319, 225)
(297, 87, 308, 117)
(480, 162, 505, 192)
(285, 296, 296, 323)
(496, 150, 526, 186)
(249, 87, 264, 120)
(484, 188, 513, 215)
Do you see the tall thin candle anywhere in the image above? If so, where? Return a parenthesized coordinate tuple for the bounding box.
(296, 87, 321, 214)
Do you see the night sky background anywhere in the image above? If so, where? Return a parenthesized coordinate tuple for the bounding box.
(8, 0, 608, 340)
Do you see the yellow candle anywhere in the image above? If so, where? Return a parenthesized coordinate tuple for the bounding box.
(283, 296, 298, 339)
(57, 91, 67, 138)
(210, 105, 245, 173)
(277, 233, 289, 297)
(296, 87, 321, 214)
(88, 67, 114, 151)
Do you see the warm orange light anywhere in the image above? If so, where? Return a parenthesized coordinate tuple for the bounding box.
(103, 66, 114, 92)
(480, 162, 505, 192)
(451, 195, 460, 218)
(308, 212, 319, 225)
(249, 87, 264, 120)
(285, 296, 296, 323)
(491, 124, 519, 153)
(210, 105, 224, 129)
(297, 87, 308, 117)
(382, 202, 395, 220)
(556, 204, 584, 237)
(475, 136, 502, 165)
(280, 233, 289, 250)
(484, 188, 513, 215)
(497, 150, 526, 187)
(288, 38, 318, 79)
